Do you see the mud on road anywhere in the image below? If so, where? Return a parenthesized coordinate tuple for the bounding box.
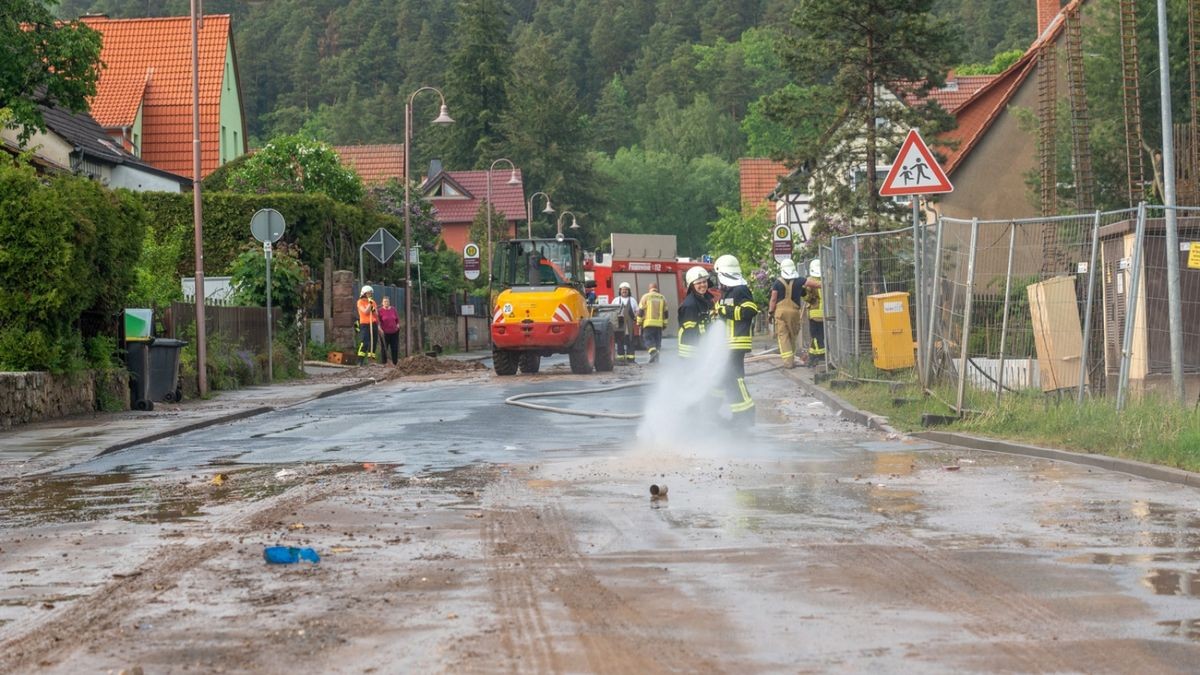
(4, 455, 1200, 673)
(3, 367, 1200, 673)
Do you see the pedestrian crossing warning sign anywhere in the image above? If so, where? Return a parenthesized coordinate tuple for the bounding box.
(879, 129, 953, 196)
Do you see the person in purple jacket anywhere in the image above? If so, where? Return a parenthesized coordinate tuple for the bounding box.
(377, 296, 401, 365)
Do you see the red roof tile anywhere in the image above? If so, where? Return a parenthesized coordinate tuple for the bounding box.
(426, 169, 527, 225)
(334, 144, 405, 184)
(739, 158, 788, 211)
(82, 15, 235, 178)
(939, 0, 1081, 175)
(904, 74, 999, 113)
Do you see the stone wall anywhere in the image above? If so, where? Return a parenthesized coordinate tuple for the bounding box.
(0, 370, 129, 430)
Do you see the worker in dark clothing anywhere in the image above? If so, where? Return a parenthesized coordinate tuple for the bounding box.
(677, 266, 714, 360)
(712, 254, 758, 425)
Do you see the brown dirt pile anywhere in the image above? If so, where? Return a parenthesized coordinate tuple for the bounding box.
(385, 355, 486, 377)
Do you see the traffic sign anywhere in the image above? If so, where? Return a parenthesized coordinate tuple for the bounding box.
(250, 208, 286, 243)
(772, 224, 793, 262)
(879, 129, 953, 196)
(363, 228, 402, 264)
(463, 242, 481, 280)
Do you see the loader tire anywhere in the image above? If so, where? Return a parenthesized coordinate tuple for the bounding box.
(594, 328, 615, 372)
(518, 352, 541, 374)
(569, 324, 596, 374)
(493, 349, 519, 376)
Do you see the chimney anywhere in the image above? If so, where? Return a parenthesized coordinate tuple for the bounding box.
(428, 158, 443, 178)
(1037, 0, 1062, 36)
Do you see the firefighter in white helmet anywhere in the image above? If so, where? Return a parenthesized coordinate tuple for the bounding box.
(613, 281, 637, 363)
(803, 259, 825, 366)
(677, 266, 714, 359)
(356, 285, 379, 365)
(636, 282, 668, 363)
(768, 259, 805, 368)
(712, 254, 758, 424)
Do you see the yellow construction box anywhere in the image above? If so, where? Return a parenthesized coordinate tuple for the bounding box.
(866, 292, 915, 370)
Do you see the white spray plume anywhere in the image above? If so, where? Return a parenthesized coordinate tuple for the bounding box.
(635, 326, 737, 456)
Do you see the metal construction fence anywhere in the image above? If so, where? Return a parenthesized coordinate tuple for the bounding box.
(819, 204, 1200, 414)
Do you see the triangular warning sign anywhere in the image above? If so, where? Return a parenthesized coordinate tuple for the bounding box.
(879, 129, 953, 196)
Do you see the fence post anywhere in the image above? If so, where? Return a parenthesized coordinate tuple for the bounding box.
(956, 217, 980, 415)
(823, 244, 835, 370)
(922, 218, 946, 389)
(1117, 202, 1148, 411)
(1077, 210, 1102, 404)
(995, 221, 1017, 403)
(853, 236, 861, 371)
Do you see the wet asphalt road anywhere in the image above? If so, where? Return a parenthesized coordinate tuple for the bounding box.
(5, 355, 1200, 672)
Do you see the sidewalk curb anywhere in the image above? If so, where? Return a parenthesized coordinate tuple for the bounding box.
(97, 377, 379, 457)
(783, 369, 900, 436)
(913, 431, 1200, 488)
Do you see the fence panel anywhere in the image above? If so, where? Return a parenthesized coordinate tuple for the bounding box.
(169, 302, 282, 356)
(824, 226, 918, 383)
(1129, 206, 1200, 404)
(926, 210, 1138, 413)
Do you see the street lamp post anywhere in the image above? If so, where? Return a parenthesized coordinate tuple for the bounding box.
(526, 191, 554, 238)
(403, 87, 453, 358)
(486, 158, 520, 305)
(555, 210, 579, 240)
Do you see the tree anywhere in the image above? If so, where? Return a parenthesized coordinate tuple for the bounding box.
(705, 203, 775, 305)
(591, 148, 737, 256)
(1, 0, 102, 142)
(776, 0, 960, 233)
(227, 134, 364, 204)
(228, 241, 311, 315)
(441, 0, 514, 168)
(499, 28, 601, 236)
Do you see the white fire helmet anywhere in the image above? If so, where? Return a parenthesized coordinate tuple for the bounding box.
(685, 266, 710, 288)
(714, 254, 746, 287)
(618, 282, 631, 291)
(779, 259, 800, 280)
(360, 285, 374, 296)
(809, 259, 822, 279)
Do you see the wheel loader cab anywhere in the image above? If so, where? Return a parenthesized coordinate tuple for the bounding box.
(494, 238, 583, 290)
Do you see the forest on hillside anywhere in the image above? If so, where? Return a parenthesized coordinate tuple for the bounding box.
(55, 0, 1035, 253)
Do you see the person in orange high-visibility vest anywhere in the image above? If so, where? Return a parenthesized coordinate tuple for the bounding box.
(356, 285, 379, 364)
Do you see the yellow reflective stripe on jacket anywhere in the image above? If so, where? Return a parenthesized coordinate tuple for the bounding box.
(808, 286, 824, 320)
(639, 292, 667, 328)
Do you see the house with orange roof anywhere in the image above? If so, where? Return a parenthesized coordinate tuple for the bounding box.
(768, 0, 1085, 237)
(419, 160, 526, 253)
(738, 158, 813, 241)
(334, 145, 405, 184)
(935, 0, 1081, 221)
(80, 14, 247, 180)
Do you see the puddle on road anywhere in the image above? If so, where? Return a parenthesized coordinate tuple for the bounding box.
(0, 465, 369, 528)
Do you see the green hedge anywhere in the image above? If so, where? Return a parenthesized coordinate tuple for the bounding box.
(0, 162, 146, 372)
(137, 191, 397, 276)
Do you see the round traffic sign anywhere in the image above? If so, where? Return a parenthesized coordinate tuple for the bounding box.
(250, 208, 286, 243)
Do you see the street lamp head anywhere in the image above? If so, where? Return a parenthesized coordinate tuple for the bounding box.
(569, 215, 580, 230)
(541, 198, 555, 215)
(507, 168, 520, 185)
(432, 104, 454, 125)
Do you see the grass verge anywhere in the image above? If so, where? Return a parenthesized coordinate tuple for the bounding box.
(825, 374, 1200, 473)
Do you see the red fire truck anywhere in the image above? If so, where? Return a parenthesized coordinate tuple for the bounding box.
(582, 233, 714, 347)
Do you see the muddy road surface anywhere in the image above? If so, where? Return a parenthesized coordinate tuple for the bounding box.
(3, 358, 1200, 673)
